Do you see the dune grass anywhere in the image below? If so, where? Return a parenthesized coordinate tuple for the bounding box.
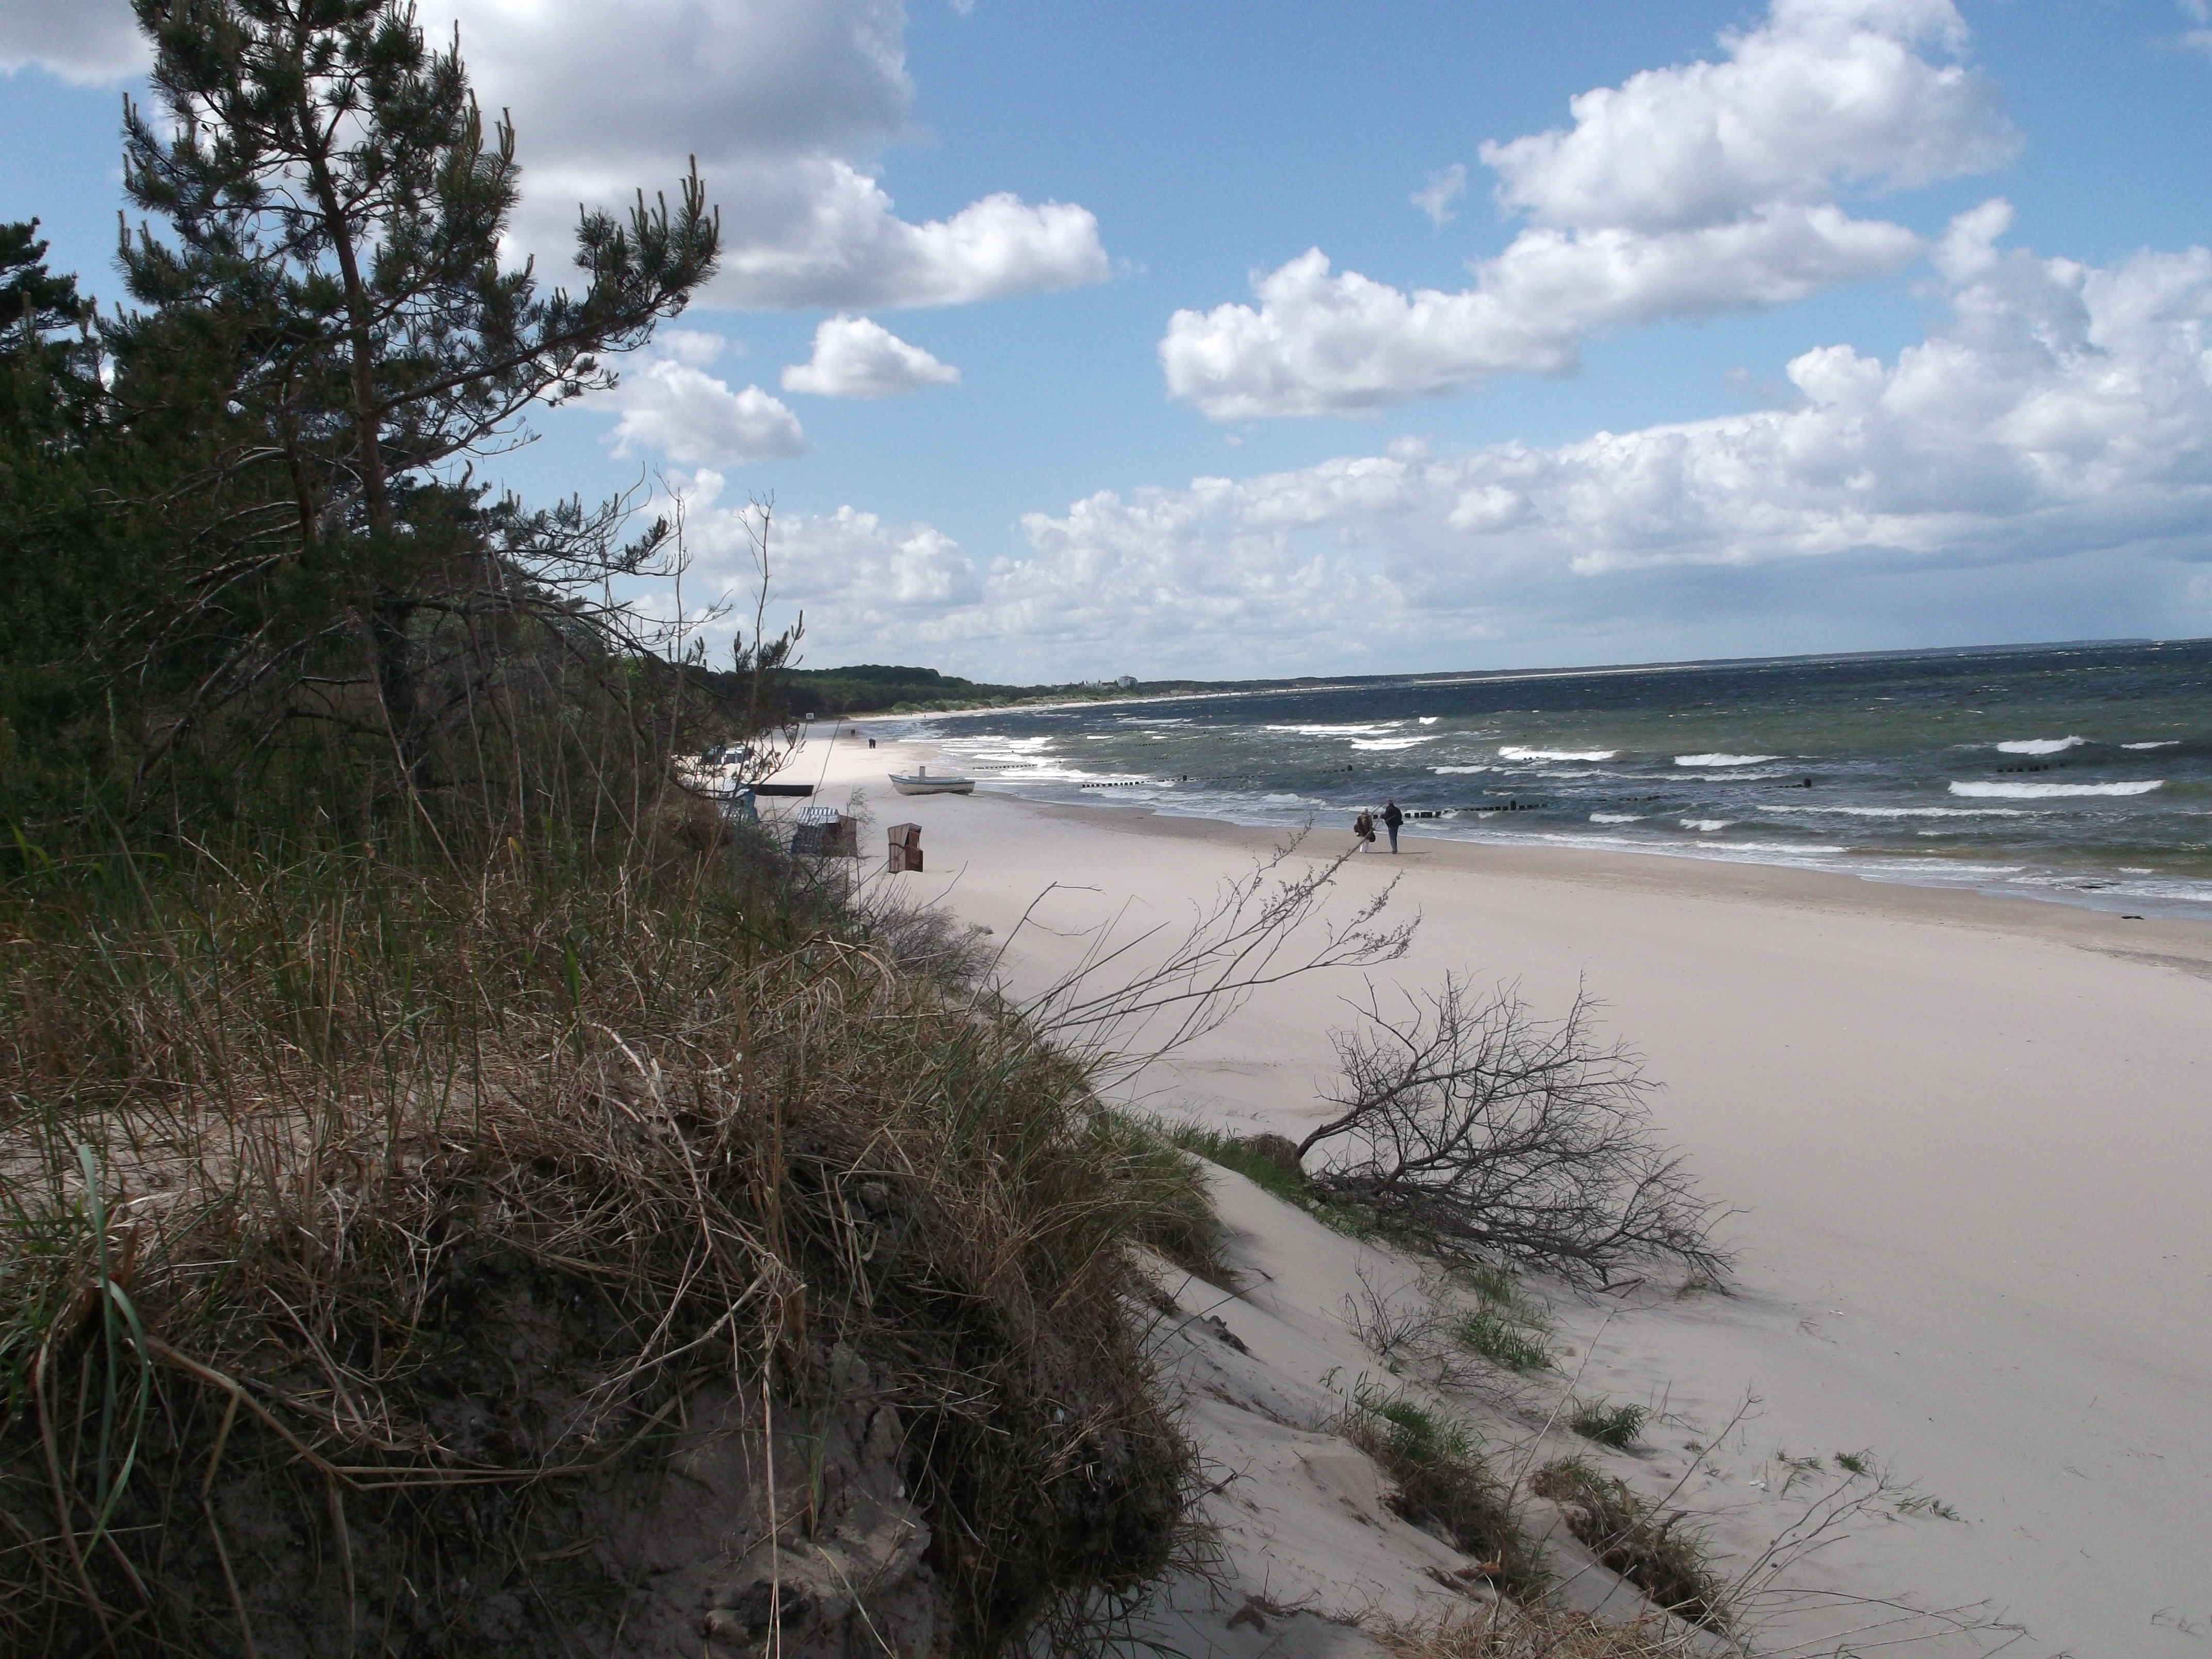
(0, 827, 1207, 1656)
(1375, 1601, 1715, 1658)
(1449, 1265, 1554, 1373)
(1528, 1457, 1727, 1630)
(1161, 1124, 1376, 1238)
(1339, 1390, 1544, 1600)
(1569, 1400, 1648, 1450)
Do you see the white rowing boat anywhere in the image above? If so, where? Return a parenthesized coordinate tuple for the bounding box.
(890, 766, 975, 796)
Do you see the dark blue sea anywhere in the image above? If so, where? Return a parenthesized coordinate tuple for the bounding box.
(885, 638, 2212, 918)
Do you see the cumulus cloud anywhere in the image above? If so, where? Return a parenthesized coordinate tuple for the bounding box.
(783, 315, 958, 398)
(1163, 0, 2019, 419)
(1478, 0, 2012, 231)
(437, 0, 1108, 310)
(1412, 164, 1468, 227)
(719, 215, 2211, 675)
(0, 0, 146, 82)
(1096, 215, 2212, 655)
(638, 475, 983, 658)
(7, 0, 1108, 311)
(609, 355, 807, 465)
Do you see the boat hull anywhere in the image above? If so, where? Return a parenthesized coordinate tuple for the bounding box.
(890, 776, 975, 795)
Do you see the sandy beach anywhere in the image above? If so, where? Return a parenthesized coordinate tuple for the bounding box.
(780, 728, 2211, 1655)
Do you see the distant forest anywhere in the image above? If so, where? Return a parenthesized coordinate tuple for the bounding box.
(760, 662, 1353, 718)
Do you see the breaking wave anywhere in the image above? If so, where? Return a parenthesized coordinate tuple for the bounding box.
(1949, 779, 2164, 799)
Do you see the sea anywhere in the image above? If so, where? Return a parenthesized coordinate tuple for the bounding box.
(873, 638, 2212, 919)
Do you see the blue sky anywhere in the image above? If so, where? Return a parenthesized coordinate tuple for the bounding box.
(6, 0, 2212, 680)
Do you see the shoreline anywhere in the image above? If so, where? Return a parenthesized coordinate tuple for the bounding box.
(1012, 790, 2212, 958)
(850, 717, 2212, 931)
(797, 729, 2212, 1655)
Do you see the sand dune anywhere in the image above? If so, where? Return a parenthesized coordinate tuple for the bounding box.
(777, 730, 2212, 1655)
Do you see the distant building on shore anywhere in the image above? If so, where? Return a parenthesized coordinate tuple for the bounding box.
(1116, 674, 1137, 688)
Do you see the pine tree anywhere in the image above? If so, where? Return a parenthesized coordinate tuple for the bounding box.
(107, 0, 721, 809)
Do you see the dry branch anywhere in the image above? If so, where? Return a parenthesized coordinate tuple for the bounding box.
(1300, 977, 1729, 1288)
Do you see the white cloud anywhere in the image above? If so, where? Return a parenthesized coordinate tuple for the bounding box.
(1117, 218, 2212, 649)
(0, 0, 146, 82)
(1412, 164, 1468, 227)
(641, 476, 983, 657)
(7, 0, 1108, 312)
(609, 360, 807, 464)
(1162, 0, 2019, 419)
(1162, 215, 1921, 419)
(1478, 0, 2012, 233)
(685, 165, 1105, 308)
(712, 217, 2212, 676)
(783, 315, 958, 398)
(438, 0, 1108, 310)
(658, 329, 738, 367)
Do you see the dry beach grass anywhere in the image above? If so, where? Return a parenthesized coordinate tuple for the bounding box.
(0, 826, 1212, 1655)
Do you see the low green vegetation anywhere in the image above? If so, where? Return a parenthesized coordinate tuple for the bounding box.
(1341, 1392, 1544, 1599)
(1457, 1308, 1554, 1372)
(1569, 1400, 1649, 1450)
(1451, 1266, 1555, 1372)
(1528, 1458, 1728, 1630)
(1163, 1124, 1376, 1238)
(1087, 1114, 1228, 1282)
(1377, 1602, 1715, 1658)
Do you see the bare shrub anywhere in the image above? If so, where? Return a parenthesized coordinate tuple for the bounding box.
(1296, 978, 1729, 1289)
(1017, 834, 1413, 1087)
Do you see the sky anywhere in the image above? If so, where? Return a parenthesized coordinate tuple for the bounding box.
(5, 0, 2211, 681)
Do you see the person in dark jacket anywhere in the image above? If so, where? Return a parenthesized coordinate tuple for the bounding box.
(1381, 799, 1404, 853)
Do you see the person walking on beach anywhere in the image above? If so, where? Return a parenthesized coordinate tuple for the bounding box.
(1353, 808, 1376, 850)
(1381, 799, 1403, 853)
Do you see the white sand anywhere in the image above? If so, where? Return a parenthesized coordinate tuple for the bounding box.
(778, 730, 2212, 1655)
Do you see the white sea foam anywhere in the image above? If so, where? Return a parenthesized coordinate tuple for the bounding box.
(1265, 722, 1398, 737)
(1674, 753, 1778, 767)
(941, 735, 1054, 755)
(1418, 716, 1439, 725)
(1432, 765, 1491, 774)
(2123, 740, 2181, 750)
(1682, 818, 1734, 832)
(1995, 736, 2085, 755)
(1350, 735, 1439, 751)
(1949, 779, 2164, 799)
(1766, 805, 2028, 818)
(1499, 745, 1616, 761)
(1590, 812, 1645, 823)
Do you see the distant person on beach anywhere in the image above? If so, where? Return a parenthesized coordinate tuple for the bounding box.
(1382, 799, 1403, 853)
(1353, 808, 1376, 850)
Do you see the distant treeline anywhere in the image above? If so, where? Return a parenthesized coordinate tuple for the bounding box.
(760, 662, 1352, 718)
